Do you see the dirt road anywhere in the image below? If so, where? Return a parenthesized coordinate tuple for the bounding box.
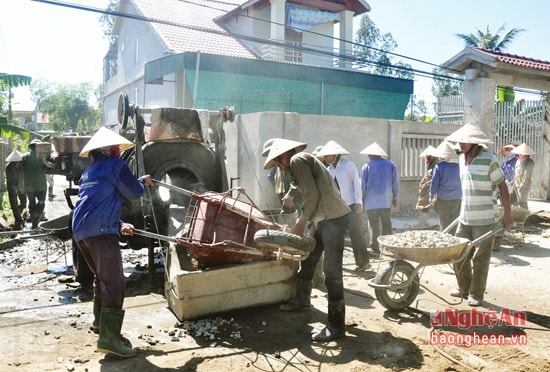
(0, 179, 549, 371)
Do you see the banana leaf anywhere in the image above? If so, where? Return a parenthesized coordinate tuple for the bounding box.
(0, 73, 33, 89)
(0, 123, 38, 140)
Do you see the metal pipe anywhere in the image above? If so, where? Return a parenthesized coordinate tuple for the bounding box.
(151, 178, 194, 196)
(133, 228, 177, 243)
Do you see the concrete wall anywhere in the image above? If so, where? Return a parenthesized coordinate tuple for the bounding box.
(224, 112, 459, 212)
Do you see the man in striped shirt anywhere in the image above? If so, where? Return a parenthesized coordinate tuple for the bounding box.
(446, 124, 514, 307)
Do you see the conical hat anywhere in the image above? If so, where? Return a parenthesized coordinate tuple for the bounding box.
(264, 139, 307, 170)
(511, 143, 534, 156)
(445, 123, 493, 145)
(316, 140, 349, 156)
(419, 145, 436, 158)
(360, 142, 388, 157)
(434, 141, 458, 162)
(79, 127, 135, 158)
(261, 138, 280, 157)
(312, 145, 324, 157)
(5, 150, 23, 162)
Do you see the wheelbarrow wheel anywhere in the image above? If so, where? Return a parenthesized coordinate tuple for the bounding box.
(253, 229, 311, 260)
(374, 260, 419, 310)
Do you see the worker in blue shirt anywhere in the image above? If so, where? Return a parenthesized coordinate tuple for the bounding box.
(429, 141, 462, 233)
(72, 127, 154, 358)
(360, 143, 399, 254)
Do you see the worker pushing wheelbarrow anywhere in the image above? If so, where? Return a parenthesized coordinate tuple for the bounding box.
(131, 179, 311, 270)
(367, 221, 504, 310)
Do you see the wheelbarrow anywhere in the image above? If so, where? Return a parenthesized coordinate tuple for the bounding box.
(134, 180, 311, 270)
(0, 214, 72, 241)
(367, 222, 504, 310)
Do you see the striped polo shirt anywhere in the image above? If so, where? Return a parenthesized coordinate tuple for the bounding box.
(459, 150, 504, 226)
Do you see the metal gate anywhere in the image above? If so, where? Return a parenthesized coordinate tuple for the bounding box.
(494, 100, 546, 200)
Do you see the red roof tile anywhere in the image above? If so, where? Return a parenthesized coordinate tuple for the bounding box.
(477, 48, 550, 71)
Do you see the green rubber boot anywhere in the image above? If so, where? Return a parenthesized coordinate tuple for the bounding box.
(97, 308, 137, 358)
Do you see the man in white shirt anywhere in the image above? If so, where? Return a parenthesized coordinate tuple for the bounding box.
(318, 141, 370, 271)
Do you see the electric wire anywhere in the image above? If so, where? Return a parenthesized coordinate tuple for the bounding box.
(31, 0, 465, 83)
(29, 0, 546, 98)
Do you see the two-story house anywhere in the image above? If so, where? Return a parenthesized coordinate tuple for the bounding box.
(103, 0, 413, 126)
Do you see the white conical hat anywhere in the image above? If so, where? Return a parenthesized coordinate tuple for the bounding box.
(264, 138, 307, 170)
(511, 143, 534, 156)
(419, 145, 436, 158)
(434, 141, 458, 162)
(316, 140, 349, 156)
(445, 123, 493, 145)
(360, 142, 388, 157)
(79, 127, 135, 158)
(261, 138, 281, 157)
(311, 145, 324, 157)
(5, 150, 23, 162)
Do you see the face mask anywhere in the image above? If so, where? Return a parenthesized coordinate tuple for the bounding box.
(111, 146, 121, 158)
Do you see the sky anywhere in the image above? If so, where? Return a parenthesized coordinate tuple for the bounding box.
(1, 0, 549, 111)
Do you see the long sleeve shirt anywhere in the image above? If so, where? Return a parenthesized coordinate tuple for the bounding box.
(22, 149, 47, 193)
(289, 152, 349, 228)
(72, 154, 147, 241)
(513, 157, 535, 191)
(327, 158, 362, 206)
(6, 162, 24, 192)
(360, 157, 399, 210)
(429, 161, 462, 200)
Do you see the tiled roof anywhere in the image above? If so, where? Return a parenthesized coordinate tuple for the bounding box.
(134, 0, 256, 59)
(477, 48, 550, 71)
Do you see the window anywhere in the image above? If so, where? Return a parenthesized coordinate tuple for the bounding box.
(134, 38, 139, 64)
(285, 27, 302, 62)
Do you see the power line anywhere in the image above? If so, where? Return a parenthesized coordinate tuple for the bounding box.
(32, 0, 462, 82)
(29, 0, 549, 99)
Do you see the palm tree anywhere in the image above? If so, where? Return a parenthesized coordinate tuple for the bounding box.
(455, 24, 525, 102)
(455, 24, 525, 52)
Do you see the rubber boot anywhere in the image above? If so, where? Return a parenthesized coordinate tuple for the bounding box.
(30, 212, 41, 229)
(91, 293, 101, 333)
(280, 278, 312, 311)
(92, 296, 132, 346)
(97, 308, 137, 358)
(311, 299, 346, 342)
(48, 186, 56, 199)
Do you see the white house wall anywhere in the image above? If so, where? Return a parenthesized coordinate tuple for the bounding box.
(103, 1, 169, 126)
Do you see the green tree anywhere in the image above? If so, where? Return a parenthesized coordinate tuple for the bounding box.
(354, 15, 413, 80)
(404, 96, 428, 121)
(30, 80, 101, 134)
(431, 67, 463, 98)
(100, 0, 120, 47)
(455, 24, 525, 52)
(455, 24, 525, 102)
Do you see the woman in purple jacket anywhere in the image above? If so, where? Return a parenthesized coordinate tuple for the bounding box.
(72, 127, 153, 358)
(429, 141, 462, 233)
